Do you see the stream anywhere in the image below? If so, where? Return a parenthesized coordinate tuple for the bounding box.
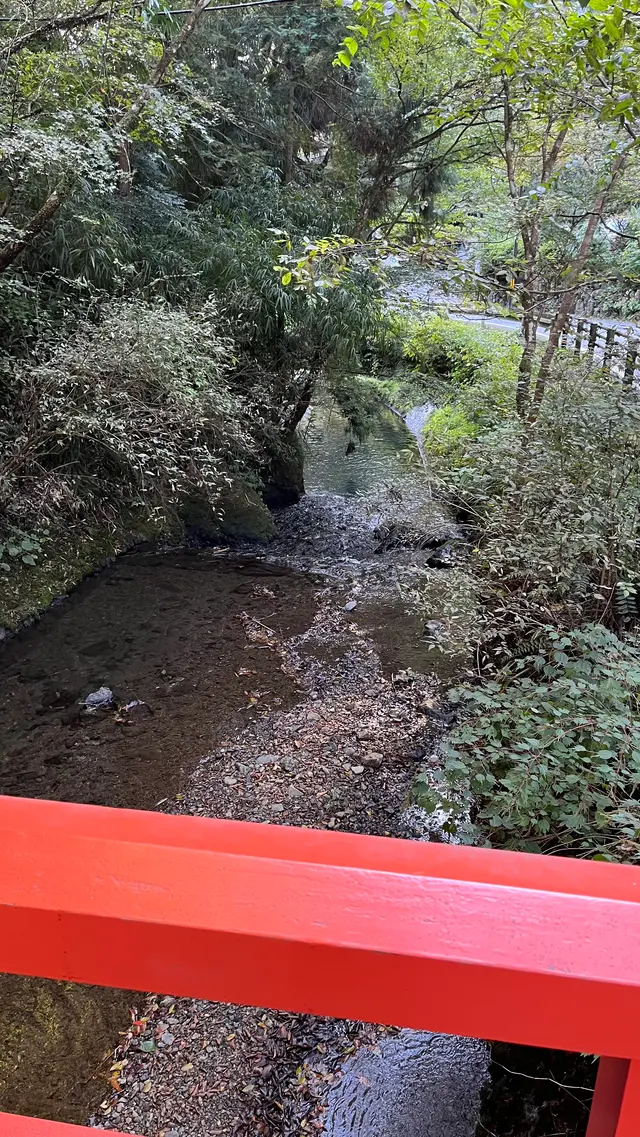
(0, 397, 590, 1137)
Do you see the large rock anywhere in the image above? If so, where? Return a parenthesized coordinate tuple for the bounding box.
(180, 481, 276, 544)
(325, 1030, 488, 1137)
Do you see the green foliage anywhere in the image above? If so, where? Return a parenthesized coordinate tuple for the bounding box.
(431, 367, 640, 633)
(0, 527, 44, 573)
(422, 405, 478, 457)
(405, 316, 521, 387)
(367, 309, 422, 371)
(0, 300, 251, 541)
(437, 625, 640, 861)
(0, 0, 394, 564)
(327, 373, 387, 442)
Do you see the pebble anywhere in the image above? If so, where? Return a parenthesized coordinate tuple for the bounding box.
(224, 776, 238, 785)
(343, 600, 357, 611)
(82, 686, 113, 708)
(351, 765, 365, 775)
(255, 753, 279, 765)
(161, 1031, 175, 1046)
(288, 786, 303, 799)
(271, 803, 285, 813)
(363, 752, 383, 767)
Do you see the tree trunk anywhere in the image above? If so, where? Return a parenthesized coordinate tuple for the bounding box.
(0, 186, 65, 273)
(117, 0, 210, 139)
(516, 303, 537, 417)
(117, 141, 132, 196)
(282, 78, 295, 184)
(528, 145, 634, 422)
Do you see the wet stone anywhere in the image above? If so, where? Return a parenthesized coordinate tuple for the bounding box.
(325, 1030, 489, 1137)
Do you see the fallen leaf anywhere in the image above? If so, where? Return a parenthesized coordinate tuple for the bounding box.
(142, 1080, 152, 1093)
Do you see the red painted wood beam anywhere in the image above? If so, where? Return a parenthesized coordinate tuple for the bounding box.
(0, 1113, 139, 1136)
(2, 796, 640, 1059)
(615, 1059, 640, 1136)
(586, 1058, 630, 1137)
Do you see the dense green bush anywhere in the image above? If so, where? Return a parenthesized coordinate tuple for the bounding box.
(404, 316, 521, 386)
(421, 405, 478, 457)
(367, 309, 422, 370)
(432, 625, 640, 861)
(0, 301, 251, 542)
(403, 314, 640, 866)
(429, 370, 640, 632)
(407, 313, 640, 639)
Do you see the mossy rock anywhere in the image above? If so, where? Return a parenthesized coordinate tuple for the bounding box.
(0, 512, 168, 633)
(181, 481, 276, 543)
(0, 975, 132, 1123)
(263, 433, 304, 508)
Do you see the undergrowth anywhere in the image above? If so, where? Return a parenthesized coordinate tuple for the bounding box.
(403, 315, 640, 861)
(0, 300, 250, 550)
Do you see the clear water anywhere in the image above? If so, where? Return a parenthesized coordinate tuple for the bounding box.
(300, 401, 424, 496)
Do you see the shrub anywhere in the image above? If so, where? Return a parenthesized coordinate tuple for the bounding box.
(429, 369, 640, 633)
(0, 300, 251, 541)
(434, 625, 640, 861)
(421, 405, 478, 458)
(366, 309, 421, 371)
(404, 316, 521, 386)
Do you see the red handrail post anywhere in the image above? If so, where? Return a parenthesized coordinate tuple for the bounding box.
(615, 1058, 640, 1136)
(586, 1057, 640, 1136)
(586, 1058, 630, 1136)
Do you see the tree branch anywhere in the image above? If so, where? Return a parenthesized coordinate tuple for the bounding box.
(0, 0, 111, 60)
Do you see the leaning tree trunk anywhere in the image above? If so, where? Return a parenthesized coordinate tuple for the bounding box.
(527, 146, 634, 424)
(0, 185, 65, 273)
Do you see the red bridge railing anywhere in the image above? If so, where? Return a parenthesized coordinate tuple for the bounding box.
(0, 794, 639, 1136)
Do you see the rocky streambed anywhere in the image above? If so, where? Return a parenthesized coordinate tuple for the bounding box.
(0, 398, 592, 1137)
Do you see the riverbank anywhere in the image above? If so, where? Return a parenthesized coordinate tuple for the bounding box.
(0, 393, 596, 1137)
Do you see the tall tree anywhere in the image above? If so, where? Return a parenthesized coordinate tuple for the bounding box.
(338, 0, 640, 415)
